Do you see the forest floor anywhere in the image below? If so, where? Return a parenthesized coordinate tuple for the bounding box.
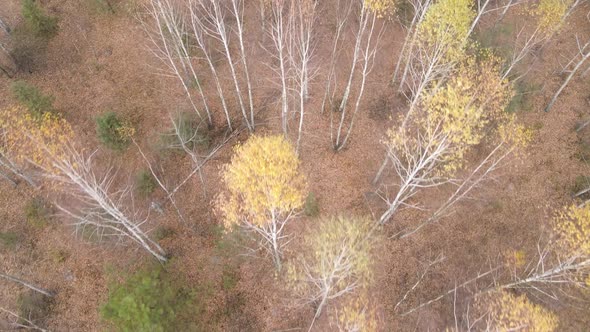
(1, 0, 590, 331)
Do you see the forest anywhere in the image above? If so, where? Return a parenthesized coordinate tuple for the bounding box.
(0, 0, 590, 330)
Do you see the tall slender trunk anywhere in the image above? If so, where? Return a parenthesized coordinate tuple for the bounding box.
(231, 0, 256, 129)
(333, 4, 368, 149)
(545, 46, 590, 112)
(0, 273, 54, 297)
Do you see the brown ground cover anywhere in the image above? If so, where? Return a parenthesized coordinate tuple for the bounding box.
(1, 0, 590, 330)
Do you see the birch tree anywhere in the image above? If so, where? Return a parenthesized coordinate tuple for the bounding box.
(291, 0, 317, 153)
(216, 135, 307, 271)
(463, 291, 559, 332)
(0, 107, 167, 262)
(188, 0, 233, 130)
(320, 0, 354, 115)
(267, 0, 292, 135)
(333, 295, 378, 332)
(143, 0, 212, 125)
(332, 0, 384, 151)
(396, 0, 474, 112)
(375, 56, 517, 226)
(499, 203, 590, 298)
(545, 37, 590, 112)
(288, 216, 375, 322)
(197, 0, 254, 131)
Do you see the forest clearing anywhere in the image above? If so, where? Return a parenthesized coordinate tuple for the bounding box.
(1, 0, 590, 330)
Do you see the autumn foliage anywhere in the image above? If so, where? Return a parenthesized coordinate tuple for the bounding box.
(364, 0, 396, 18)
(535, 0, 573, 35)
(288, 216, 375, 318)
(216, 135, 307, 270)
(416, 0, 474, 62)
(483, 291, 558, 332)
(216, 135, 307, 229)
(554, 203, 590, 262)
(0, 106, 74, 173)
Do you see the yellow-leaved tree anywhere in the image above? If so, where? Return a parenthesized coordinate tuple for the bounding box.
(416, 0, 474, 63)
(216, 135, 307, 271)
(377, 54, 525, 227)
(554, 204, 590, 258)
(499, 203, 590, 301)
(287, 216, 375, 322)
(0, 106, 167, 262)
(364, 0, 396, 18)
(482, 291, 558, 332)
(535, 0, 576, 36)
(334, 295, 378, 332)
(396, 0, 475, 113)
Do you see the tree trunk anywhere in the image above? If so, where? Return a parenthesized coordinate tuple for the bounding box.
(0, 273, 55, 297)
(545, 49, 590, 112)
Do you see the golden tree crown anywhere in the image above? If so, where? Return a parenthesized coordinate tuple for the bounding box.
(483, 291, 558, 332)
(417, 0, 475, 62)
(364, 0, 396, 18)
(554, 203, 590, 258)
(216, 135, 307, 229)
(0, 106, 74, 173)
(535, 0, 573, 35)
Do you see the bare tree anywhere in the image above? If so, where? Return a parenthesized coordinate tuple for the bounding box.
(55, 151, 168, 262)
(392, 0, 431, 86)
(1, 109, 167, 262)
(290, 0, 318, 153)
(332, 1, 382, 151)
(143, 0, 212, 125)
(0, 306, 49, 332)
(267, 0, 293, 135)
(188, 0, 233, 130)
(0, 273, 54, 297)
(0, 42, 16, 78)
(198, 0, 254, 131)
(320, 0, 354, 114)
(229, 0, 256, 129)
(545, 37, 590, 112)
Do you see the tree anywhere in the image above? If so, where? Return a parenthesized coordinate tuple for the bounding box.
(396, 0, 474, 115)
(364, 0, 396, 18)
(143, 0, 211, 125)
(216, 135, 307, 271)
(291, 0, 317, 153)
(333, 295, 378, 332)
(500, 203, 590, 296)
(0, 131, 36, 187)
(101, 266, 200, 331)
(535, 0, 580, 37)
(0, 273, 54, 297)
(476, 291, 558, 332)
(287, 216, 375, 322)
(376, 56, 517, 226)
(21, 0, 58, 38)
(95, 111, 134, 151)
(331, 0, 384, 151)
(266, 0, 318, 151)
(0, 107, 167, 262)
(187, 0, 233, 130)
(197, 0, 255, 131)
(267, 0, 292, 135)
(545, 36, 590, 113)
